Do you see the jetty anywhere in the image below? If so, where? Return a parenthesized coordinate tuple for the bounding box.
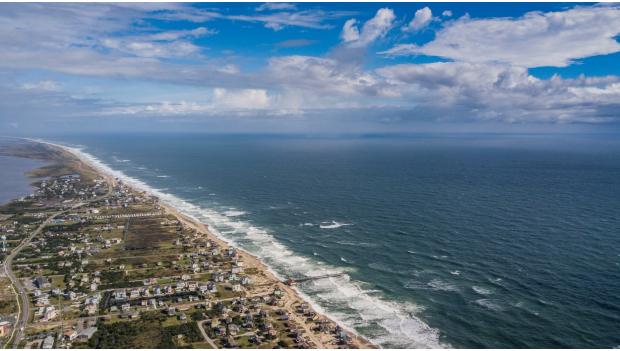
(284, 273, 346, 286)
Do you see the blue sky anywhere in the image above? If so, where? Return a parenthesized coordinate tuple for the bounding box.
(1, 2, 620, 135)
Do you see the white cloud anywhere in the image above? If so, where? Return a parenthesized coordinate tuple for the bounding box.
(147, 27, 216, 41)
(227, 10, 354, 30)
(341, 8, 395, 48)
(217, 64, 240, 74)
(256, 3, 297, 12)
(266, 55, 392, 98)
(264, 22, 284, 31)
(213, 88, 270, 109)
(341, 19, 360, 42)
(377, 62, 620, 123)
(403, 7, 433, 32)
(442, 10, 452, 17)
(21, 80, 60, 91)
(382, 5, 620, 68)
(101, 39, 201, 58)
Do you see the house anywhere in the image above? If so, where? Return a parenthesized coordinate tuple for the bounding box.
(228, 324, 240, 336)
(85, 304, 97, 315)
(64, 329, 78, 341)
(121, 303, 130, 311)
(0, 321, 10, 337)
(42, 306, 57, 321)
(34, 276, 51, 289)
(232, 284, 242, 292)
(113, 290, 127, 301)
(198, 284, 210, 294)
(77, 327, 98, 341)
(42, 335, 55, 349)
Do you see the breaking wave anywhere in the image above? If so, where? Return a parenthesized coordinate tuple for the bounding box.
(319, 220, 353, 229)
(224, 210, 247, 217)
(472, 286, 494, 295)
(46, 140, 448, 349)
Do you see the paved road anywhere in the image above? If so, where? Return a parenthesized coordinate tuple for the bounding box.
(197, 319, 219, 349)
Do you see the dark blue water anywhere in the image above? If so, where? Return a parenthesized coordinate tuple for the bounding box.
(0, 155, 45, 204)
(54, 134, 620, 348)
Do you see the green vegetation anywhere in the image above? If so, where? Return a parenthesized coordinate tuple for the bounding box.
(88, 312, 202, 348)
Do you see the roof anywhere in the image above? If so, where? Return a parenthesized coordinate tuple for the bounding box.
(78, 327, 98, 338)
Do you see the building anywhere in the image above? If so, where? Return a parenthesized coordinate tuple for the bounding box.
(63, 329, 78, 341)
(34, 276, 51, 289)
(42, 335, 54, 349)
(0, 321, 10, 337)
(77, 327, 98, 341)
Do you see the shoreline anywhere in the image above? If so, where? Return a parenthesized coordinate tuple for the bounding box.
(33, 138, 377, 349)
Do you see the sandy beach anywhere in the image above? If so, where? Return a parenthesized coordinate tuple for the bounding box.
(46, 140, 376, 349)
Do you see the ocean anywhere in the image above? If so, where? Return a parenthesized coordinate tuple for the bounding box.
(0, 154, 45, 204)
(46, 133, 620, 348)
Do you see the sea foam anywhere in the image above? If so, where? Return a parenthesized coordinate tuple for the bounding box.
(47, 140, 447, 349)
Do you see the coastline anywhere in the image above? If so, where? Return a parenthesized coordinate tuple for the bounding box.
(33, 138, 377, 349)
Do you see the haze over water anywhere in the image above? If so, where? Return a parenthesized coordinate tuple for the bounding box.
(53, 133, 620, 348)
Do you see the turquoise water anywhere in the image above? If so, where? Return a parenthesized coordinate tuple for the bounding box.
(55, 134, 620, 348)
(0, 154, 44, 204)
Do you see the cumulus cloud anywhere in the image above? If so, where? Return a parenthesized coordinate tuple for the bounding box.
(341, 8, 396, 48)
(442, 10, 452, 17)
(341, 19, 360, 42)
(377, 62, 620, 123)
(265, 55, 394, 98)
(382, 5, 620, 68)
(402, 7, 433, 32)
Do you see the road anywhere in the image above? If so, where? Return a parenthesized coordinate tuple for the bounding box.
(196, 320, 219, 349)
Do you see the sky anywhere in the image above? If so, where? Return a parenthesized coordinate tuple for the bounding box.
(1, 2, 620, 135)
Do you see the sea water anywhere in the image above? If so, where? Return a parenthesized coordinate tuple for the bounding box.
(0, 154, 45, 204)
(49, 133, 620, 348)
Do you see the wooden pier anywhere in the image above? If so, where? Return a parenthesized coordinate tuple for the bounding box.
(284, 273, 346, 286)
